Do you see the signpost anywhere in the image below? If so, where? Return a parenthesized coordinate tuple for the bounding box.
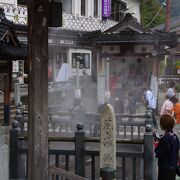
(100, 103, 116, 179)
(102, 0, 111, 19)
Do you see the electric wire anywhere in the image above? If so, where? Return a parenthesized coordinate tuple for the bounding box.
(111, 0, 150, 14)
(145, 4, 164, 28)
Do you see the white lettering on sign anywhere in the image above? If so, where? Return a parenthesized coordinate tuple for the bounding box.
(17, 36, 27, 43)
(59, 40, 73, 45)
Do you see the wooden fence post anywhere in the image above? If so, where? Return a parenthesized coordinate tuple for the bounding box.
(144, 109, 154, 180)
(75, 123, 85, 177)
(145, 109, 153, 126)
(9, 120, 20, 178)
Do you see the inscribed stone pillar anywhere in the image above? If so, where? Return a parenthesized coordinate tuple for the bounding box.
(100, 104, 116, 170)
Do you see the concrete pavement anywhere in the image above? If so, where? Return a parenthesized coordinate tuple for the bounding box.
(0, 125, 10, 180)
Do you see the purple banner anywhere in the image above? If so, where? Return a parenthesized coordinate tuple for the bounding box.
(102, 0, 111, 18)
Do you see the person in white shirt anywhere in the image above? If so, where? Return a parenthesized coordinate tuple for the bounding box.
(167, 81, 176, 98)
(160, 95, 174, 116)
(143, 86, 158, 128)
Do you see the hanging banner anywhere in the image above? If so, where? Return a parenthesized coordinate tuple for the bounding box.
(102, 0, 111, 18)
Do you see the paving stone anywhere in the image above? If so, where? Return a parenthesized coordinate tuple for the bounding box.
(0, 126, 9, 180)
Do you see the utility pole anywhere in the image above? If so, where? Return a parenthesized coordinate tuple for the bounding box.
(165, 0, 171, 32)
(28, 0, 49, 179)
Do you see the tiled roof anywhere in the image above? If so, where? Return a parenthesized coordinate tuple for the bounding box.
(104, 13, 152, 34)
(91, 14, 178, 47)
(0, 7, 27, 60)
(0, 41, 27, 60)
(12, 14, 178, 49)
(95, 32, 177, 46)
(152, 16, 180, 32)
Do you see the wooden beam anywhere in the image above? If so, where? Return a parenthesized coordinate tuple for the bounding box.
(3, 74, 10, 125)
(48, 166, 88, 180)
(28, 0, 48, 179)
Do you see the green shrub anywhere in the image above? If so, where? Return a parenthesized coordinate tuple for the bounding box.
(175, 84, 180, 93)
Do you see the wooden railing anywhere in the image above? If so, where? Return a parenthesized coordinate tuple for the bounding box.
(22, 110, 146, 139)
(16, 135, 145, 180)
(48, 166, 88, 180)
(9, 109, 154, 180)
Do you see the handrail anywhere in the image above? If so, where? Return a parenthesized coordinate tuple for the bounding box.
(48, 166, 88, 180)
(19, 136, 144, 144)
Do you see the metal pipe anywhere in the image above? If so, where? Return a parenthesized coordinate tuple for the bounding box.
(106, 58, 110, 91)
(76, 61, 80, 90)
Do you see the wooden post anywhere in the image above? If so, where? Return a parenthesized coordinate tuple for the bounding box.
(75, 123, 85, 177)
(3, 74, 10, 125)
(165, 0, 171, 32)
(144, 113, 154, 180)
(28, 0, 49, 179)
(9, 120, 20, 178)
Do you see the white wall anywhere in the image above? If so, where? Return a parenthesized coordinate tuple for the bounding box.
(72, 0, 80, 15)
(0, 0, 16, 5)
(126, 0, 140, 23)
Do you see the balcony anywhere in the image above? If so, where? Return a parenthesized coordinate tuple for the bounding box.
(2, 3, 118, 32)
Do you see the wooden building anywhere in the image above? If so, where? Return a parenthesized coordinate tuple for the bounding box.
(0, 7, 27, 125)
(32, 13, 178, 112)
(85, 13, 177, 106)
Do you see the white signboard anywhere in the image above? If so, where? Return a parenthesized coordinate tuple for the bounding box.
(12, 61, 19, 73)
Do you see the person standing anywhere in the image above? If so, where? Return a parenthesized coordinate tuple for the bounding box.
(169, 96, 180, 140)
(143, 86, 158, 128)
(154, 114, 179, 180)
(167, 81, 176, 99)
(160, 95, 174, 116)
(169, 96, 180, 124)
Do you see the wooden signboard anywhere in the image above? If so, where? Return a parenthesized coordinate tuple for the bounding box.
(100, 104, 116, 170)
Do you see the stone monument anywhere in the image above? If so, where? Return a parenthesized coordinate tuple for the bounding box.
(100, 103, 116, 179)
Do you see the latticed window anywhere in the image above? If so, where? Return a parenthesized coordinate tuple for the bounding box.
(94, 0, 98, 17)
(112, 0, 126, 22)
(61, 0, 72, 14)
(81, 0, 86, 16)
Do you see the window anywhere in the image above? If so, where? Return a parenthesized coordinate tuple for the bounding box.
(61, 0, 72, 14)
(112, 0, 126, 22)
(81, 0, 86, 16)
(94, 0, 98, 17)
(72, 53, 90, 69)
